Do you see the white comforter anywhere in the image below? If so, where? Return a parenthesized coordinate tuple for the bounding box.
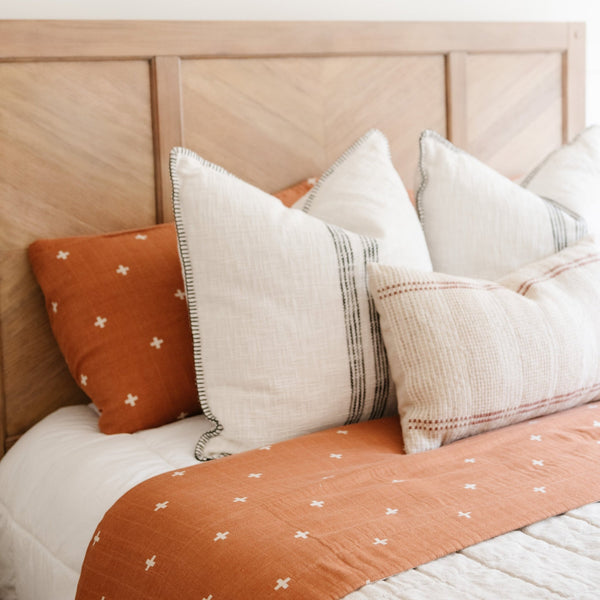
(0, 406, 598, 600)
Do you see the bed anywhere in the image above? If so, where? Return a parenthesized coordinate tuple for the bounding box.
(1, 19, 599, 600)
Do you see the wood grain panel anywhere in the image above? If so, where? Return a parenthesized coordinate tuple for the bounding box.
(0, 60, 155, 443)
(0, 21, 576, 60)
(182, 56, 445, 191)
(466, 52, 563, 178)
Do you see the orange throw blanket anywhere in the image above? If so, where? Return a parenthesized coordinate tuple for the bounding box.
(76, 404, 600, 600)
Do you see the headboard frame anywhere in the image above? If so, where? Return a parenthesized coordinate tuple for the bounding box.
(0, 20, 585, 457)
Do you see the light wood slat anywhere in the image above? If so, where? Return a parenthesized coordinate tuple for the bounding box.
(0, 60, 156, 451)
(182, 56, 445, 191)
(151, 56, 183, 223)
(466, 52, 563, 179)
(446, 52, 468, 150)
(563, 23, 586, 142)
(0, 21, 577, 60)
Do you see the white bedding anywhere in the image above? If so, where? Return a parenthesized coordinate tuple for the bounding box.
(0, 405, 598, 600)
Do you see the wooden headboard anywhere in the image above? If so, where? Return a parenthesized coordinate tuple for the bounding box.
(0, 20, 585, 458)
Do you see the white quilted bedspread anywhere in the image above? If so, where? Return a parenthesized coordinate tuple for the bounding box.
(0, 406, 598, 600)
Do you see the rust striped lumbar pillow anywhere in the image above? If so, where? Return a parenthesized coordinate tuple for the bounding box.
(28, 181, 314, 435)
(171, 129, 432, 460)
(368, 237, 600, 454)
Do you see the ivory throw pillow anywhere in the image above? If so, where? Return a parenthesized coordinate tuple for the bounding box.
(368, 237, 600, 454)
(523, 125, 600, 236)
(28, 181, 314, 435)
(171, 130, 432, 460)
(416, 130, 587, 280)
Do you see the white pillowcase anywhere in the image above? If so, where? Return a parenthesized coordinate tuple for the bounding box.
(368, 237, 600, 454)
(417, 130, 587, 280)
(523, 125, 600, 237)
(171, 130, 431, 460)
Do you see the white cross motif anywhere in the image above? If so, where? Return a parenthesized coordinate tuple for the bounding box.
(202, 596, 213, 600)
(248, 473, 262, 478)
(464, 458, 476, 463)
(530, 435, 542, 441)
(274, 578, 290, 590)
(80, 374, 88, 386)
(145, 555, 156, 571)
(310, 500, 324, 508)
(458, 511, 472, 519)
(116, 265, 130, 276)
(174, 289, 186, 300)
(177, 412, 188, 420)
(172, 471, 185, 477)
(386, 508, 398, 515)
(373, 538, 388, 545)
(233, 497, 247, 503)
(464, 483, 477, 490)
(294, 531, 309, 539)
(93, 531, 100, 546)
(154, 501, 169, 511)
(125, 393, 138, 407)
(51, 302, 58, 313)
(337, 430, 348, 435)
(307, 177, 318, 185)
(330, 453, 342, 459)
(259, 445, 272, 450)
(94, 316, 107, 329)
(534, 486, 546, 494)
(135, 234, 148, 240)
(150, 337, 164, 349)
(532, 459, 544, 467)
(214, 531, 229, 541)
(56, 250, 69, 260)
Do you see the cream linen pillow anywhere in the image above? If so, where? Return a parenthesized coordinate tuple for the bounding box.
(171, 130, 431, 460)
(417, 130, 587, 281)
(368, 237, 600, 454)
(523, 125, 600, 236)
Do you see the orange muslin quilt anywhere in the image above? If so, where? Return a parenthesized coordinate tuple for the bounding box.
(76, 404, 600, 600)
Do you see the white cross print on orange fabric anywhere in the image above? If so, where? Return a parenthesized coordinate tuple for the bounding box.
(125, 394, 138, 407)
(274, 578, 290, 590)
(150, 337, 164, 349)
(94, 316, 107, 329)
(116, 265, 129, 276)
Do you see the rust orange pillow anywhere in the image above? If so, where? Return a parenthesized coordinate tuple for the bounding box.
(28, 179, 314, 434)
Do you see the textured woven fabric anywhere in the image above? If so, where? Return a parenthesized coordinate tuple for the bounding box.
(28, 181, 313, 434)
(171, 130, 431, 460)
(523, 125, 600, 236)
(417, 130, 587, 281)
(368, 237, 600, 454)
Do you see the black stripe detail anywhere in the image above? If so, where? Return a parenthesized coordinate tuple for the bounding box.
(327, 225, 366, 424)
(542, 196, 588, 253)
(360, 236, 390, 420)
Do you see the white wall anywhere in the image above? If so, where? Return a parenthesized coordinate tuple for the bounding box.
(3, 0, 599, 125)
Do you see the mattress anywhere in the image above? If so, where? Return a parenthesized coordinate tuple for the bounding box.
(0, 405, 598, 600)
